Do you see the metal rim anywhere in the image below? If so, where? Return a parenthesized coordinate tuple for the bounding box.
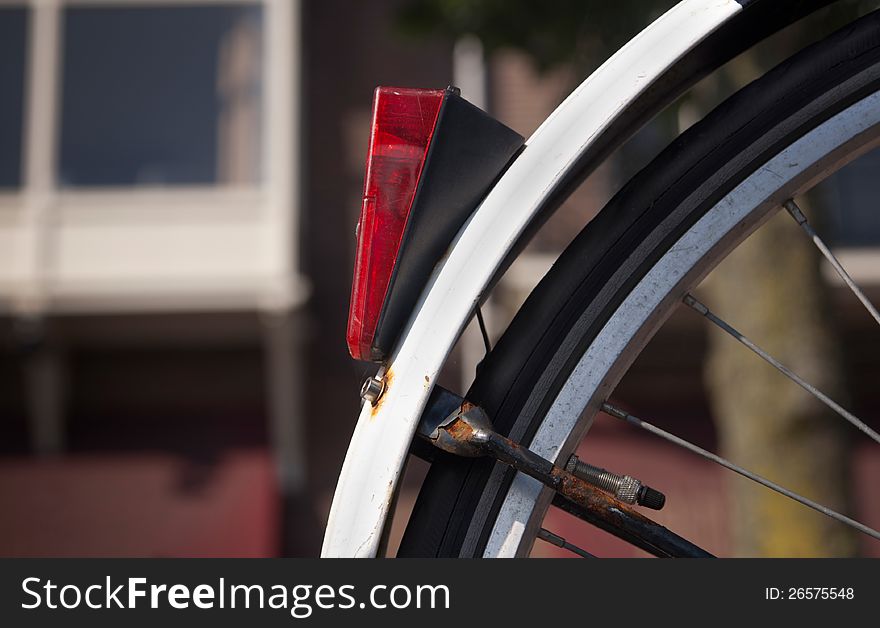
(480, 89, 880, 557)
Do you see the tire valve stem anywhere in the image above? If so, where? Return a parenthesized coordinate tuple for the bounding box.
(565, 455, 666, 510)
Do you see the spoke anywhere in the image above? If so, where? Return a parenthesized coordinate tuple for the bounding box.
(537, 528, 596, 558)
(683, 293, 880, 445)
(601, 402, 880, 541)
(784, 199, 880, 328)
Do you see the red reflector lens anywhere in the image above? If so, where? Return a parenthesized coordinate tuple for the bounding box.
(346, 87, 445, 361)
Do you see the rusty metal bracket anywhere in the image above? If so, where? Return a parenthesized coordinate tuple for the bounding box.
(415, 387, 712, 558)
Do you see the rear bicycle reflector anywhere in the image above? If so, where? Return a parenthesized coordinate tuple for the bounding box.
(346, 87, 445, 361)
(347, 86, 524, 362)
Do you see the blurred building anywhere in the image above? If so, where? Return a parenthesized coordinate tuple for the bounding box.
(0, 0, 456, 557)
(0, 0, 304, 557)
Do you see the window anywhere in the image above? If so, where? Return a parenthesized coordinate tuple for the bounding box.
(0, 6, 27, 189)
(59, 4, 264, 187)
(0, 0, 301, 314)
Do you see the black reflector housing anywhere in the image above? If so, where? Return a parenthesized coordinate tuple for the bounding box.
(369, 87, 524, 360)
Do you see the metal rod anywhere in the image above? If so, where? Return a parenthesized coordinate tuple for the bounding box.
(484, 432, 713, 557)
(419, 401, 713, 558)
(784, 199, 880, 328)
(683, 293, 880, 445)
(550, 494, 712, 558)
(537, 528, 596, 558)
(602, 402, 880, 541)
(475, 305, 492, 354)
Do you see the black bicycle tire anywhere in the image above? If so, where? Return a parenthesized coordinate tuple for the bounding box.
(398, 10, 880, 557)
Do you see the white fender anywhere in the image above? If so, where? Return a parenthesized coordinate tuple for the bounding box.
(322, 0, 745, 557)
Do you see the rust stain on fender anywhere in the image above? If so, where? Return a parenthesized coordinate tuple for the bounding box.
(369, 368, 393, 419)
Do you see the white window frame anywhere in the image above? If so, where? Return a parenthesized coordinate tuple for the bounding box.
(0, 0, 305, 316)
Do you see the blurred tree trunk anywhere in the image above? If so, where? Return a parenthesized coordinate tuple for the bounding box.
(703, 207, 856, 556)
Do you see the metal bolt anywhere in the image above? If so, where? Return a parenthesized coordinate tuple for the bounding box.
(360, 375, 385, 405)
(565, 455, 665, 510)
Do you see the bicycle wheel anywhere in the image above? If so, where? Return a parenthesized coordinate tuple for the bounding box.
(399, 9, 880, 557)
